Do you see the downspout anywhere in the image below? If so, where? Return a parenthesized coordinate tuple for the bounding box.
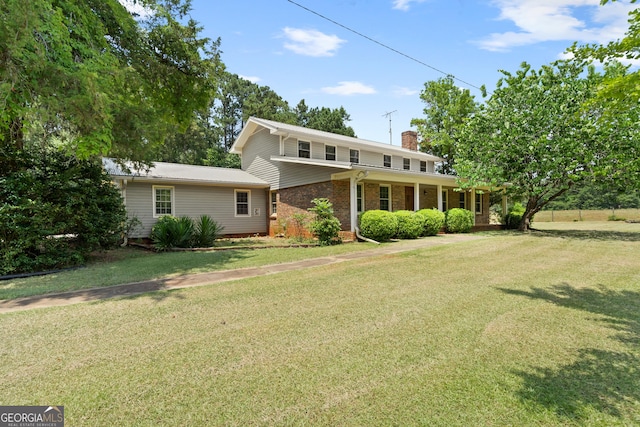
(352, 171, 379, 244)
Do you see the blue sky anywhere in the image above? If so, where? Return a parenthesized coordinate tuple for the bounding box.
(188, 0, 635, 146)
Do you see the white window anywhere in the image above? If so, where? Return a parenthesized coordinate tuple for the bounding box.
(475, 192, 482, 214)
(403, 158, 410, 170)
(458, 192, 466, 209)
(357, 184, 364, 213)
(383, 154, 391, 168)
(380, 185, 391, 211)
(420, 161, 427, 172)
(325, 145, 336, 161)
(153, 186, 174, 217)
(441, 190, 448, 211)
(271, 191, 277, 215)
(298, 141, 310, 158)
(235, 189, 251, 216)
(350, 149, 359, 164)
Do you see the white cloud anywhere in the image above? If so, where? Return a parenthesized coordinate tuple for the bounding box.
(119, 0, 153, 19)
(281, 27, 346, 57)
(322, 81, 377, 95)
(392, 0, 428, 12)
(239, 75, 261, 83)
(392, 86, 419, 96)
(476, 0, 636, 52)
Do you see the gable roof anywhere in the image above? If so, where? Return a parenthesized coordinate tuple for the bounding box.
(231, 117, 444, 162)
(102, 158, 268, 187)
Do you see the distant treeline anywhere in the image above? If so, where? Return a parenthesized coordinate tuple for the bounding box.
(543, 181, 640, 210)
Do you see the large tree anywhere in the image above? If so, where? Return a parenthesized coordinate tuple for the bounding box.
(0, 0, 221, 165)
(410, 75, 478, 174)
(294, 100, 356, 137)
(456, 60, 616, 231)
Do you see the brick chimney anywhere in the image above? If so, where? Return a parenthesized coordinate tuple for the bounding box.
(402, 130, 418, 151)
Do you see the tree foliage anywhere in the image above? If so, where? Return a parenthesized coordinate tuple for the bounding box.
(0, 151, 126, 274)
(0, 0, 222, 164)
(411, 75, 478, 174)
(456, 61, 610, 231)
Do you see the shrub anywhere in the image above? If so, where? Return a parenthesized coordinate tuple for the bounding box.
(608, 214, 626, 222)
(504, 202, 526, 229)
(308, 198, 342, 245)
(394, 210, 424, 239)
(445, 208, 473, 233)
(151, 216, 195, 250)
(0, 152, 126, 275)
(194, 215, 224, 247)
(359, 210, 398, 242)
(417, 208, 445, 236)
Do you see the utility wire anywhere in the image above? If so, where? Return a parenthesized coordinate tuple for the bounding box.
(287, 0, 487, 93)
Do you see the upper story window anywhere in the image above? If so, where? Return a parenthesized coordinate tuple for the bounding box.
(383, 154, 391, 168)
(235, 189, 251, 216)
(420, 161, 427, 172)
(298, 141, 311, 158)
(403, 158, 410, 170)
(350, 149, 360, 164)
(153, 186, 174, 217)
(325, 145, 336, 161)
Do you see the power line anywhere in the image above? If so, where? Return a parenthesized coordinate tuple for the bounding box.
(286, 0, 486, 93)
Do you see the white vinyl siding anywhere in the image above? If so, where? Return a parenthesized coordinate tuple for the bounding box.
(125, 182, 266, 238)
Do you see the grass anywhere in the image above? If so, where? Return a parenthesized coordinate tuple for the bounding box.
(535, 208, 640, 222)
(0, 241, 378, 300)
(1, 223, 639, 425)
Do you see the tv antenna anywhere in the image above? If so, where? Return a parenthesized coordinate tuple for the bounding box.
(382, 110, 397, 144)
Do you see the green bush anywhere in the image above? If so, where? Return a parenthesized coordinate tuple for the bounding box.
(0, 152, 126, 275)
(151, 216, 195, 250)
(504, 203, 526, 229)
(608, 214, 626, 222)
(394, 210, 424, 239)
(445, 208, 474, 233)
(308, 198, 342, 245)
(194, 215, 224, 247)
(417, 208, 445, 236)
(359, 210, 398, 242)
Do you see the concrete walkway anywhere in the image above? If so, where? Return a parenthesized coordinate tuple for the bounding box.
(0, 234, 484, 314)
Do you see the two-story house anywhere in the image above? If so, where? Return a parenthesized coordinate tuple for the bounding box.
(106, 117, 493, 239)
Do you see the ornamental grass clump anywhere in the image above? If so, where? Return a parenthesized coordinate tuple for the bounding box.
(359, 210, 398, 242)
(445, 208, 474, 233)
(394, 210, 424, 239)
(417, 208, 445, 236)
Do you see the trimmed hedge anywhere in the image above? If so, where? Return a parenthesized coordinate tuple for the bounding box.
(445, 208, 474, 233)
(359, 210, 398, 241)
(417, 208, 445, 236)
(394, 210, 424, 239)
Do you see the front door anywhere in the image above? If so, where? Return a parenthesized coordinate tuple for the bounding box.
(405, 186, 414, 211)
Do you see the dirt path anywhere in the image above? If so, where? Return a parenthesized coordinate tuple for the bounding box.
(0, 234, 484, 314)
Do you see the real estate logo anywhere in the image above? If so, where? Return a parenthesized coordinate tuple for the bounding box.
(0, 406, 64, 427)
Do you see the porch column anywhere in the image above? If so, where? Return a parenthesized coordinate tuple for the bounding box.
(414, 182, 420, 211)
(349, 175, 357, 232)
(470, 189, 476, 225)
(437, 184, 443, 212)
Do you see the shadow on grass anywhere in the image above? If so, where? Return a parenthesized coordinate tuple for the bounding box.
(529, 228, 640, 242)
(498, 284, 640, 421)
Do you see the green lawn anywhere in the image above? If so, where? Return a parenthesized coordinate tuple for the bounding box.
(0, 242, 378, 300)
(1, 224, 640, 426)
